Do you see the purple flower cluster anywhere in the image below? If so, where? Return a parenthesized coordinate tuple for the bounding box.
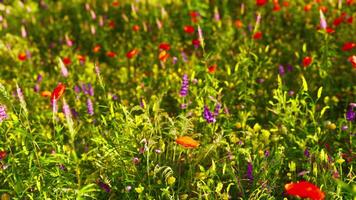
(278, 64, 294, 76)
(97, 180, 111, 193)
(346, 103, 356, 121)
(247, 162, 254, 182)
(179, 74, 189, 97)
(0, 105, 8, 122)
(203, 105, 216, 123)
(87, 98, 94, 116)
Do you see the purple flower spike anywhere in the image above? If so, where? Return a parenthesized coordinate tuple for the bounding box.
(0, 105, 8, 122)
(179, 74, 189, 97)
(304, 148, 310, 158)
(247, 162, 254, 182)
(278, 65, 285, 76)
(97, 180, 111, 193)
(203, 106, 216, 123)
(87, 98, 94, 116)
(346, 108, 355, 121)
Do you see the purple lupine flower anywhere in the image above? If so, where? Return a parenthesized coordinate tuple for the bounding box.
(0, 105, 8, 122)
(87, 98, 94, 116)
(71, 108, 79, 118)
(97, 180, 111, 193)
(88, 84, 94, 96)
(278, 65, 285, 76)
(74, 85, 81, 93)
(203, 106, 216, 123)
(346, 108, 355, 121)
(139, 98, 145, 108)
(341, 125, 348, 131)
(181, 51, 188, 62)
(246, 162, 254, 182)
(319, 10, 327, 30)
(179, 74, 189, 97)
(214, 8, 220, 21)
(62, 100, 72, 119)
(60, 62, 69, 78)
(172, 56, 178, 65)
(213, 103, 221, 116)
(36, 74, 43, 82)
(286, 64, 294, 72)
(264, 150, 270, 158)
(33, 84, 40, 93)
(81, 84, 88, 95)
(304, 148, 310, 158)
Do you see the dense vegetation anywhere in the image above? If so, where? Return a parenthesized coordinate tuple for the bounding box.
(0, 0, 355, 199)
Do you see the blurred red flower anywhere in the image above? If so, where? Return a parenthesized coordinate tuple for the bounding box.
(348, 55, 356, 68)
(63, 57, 71, 66)
(159, 43, 170, 51)
(304, 4, 312, 12)
(256, 0, 268, 6)
(342, 42, 356, 51)
(285, 181, 325, 200)
(159, 50, 169, 62)
(253, 31, 263, 40)
(184, 25, 195, 34)
(93, 45, 101, 53)
(208, 64, 217, 73)
(126, 49, 139, 59)
(0, 150, 6, 160)
(106, 51, 116, 58)
(303, 56, 312, 67)
(18, 52, 27, 61)
(132, 25, 140, 32)
(51, 83, 65, 103)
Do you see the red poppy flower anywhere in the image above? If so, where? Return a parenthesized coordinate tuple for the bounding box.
(132, 25, 140, 32)
(77, 55, 86, 62)
(184, 25, 195, 34)
(159, 43, 170, 51)
(285, 181, 325, 200)
(62, 57, 71, 66)
(303, 56, 312, 67)
(346, 16, 353, 24)
(256, 0, 268, 6)
(126, 49, 139, 59)
(192, 39, 200, 46)
(253, 31, 263, 40)
(18, 52, 27, 61)
(106, 51, 116, 58)
(319, 6, 328, 13)
(190, 11, 199, 23)
(0, 150, 7, 160)
(348, 55, 356, 68)
(342, 42, 356, 51)
(208, 64, 217, 73)
(282, 1, 289, 7)
(347, 0, 354, 5)
(159, 50, 169, 62)
(304, 4, 312, 12)
(51, 83, 65, 103)
(273, 3, 281, 11)
(93, 45, 101, 53)
(176, 136, 200, 148)
(326, 27, 335, 34)
(333, 17, 344, 27)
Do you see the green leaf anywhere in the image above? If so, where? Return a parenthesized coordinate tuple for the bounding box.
(301, 75, 308, 92)
(317, 87, 323, 99)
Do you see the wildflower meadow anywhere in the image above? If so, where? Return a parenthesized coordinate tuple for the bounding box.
(0, 0, 355, 199)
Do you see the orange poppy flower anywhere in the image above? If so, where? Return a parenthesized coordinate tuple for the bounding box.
(273, 3, 281, 11)
(41, 91, 52, 98)
(303, 56, 312, 67)
(159, 50, 169, 62)
(0, 150, 6, 160)
(235, 20, 243, 28)
(208, 64, 217, 73)
(77, 55, 86, 62)
(18, 52, 27, 61)
(112, 1, 119, 7)
(184, 25, 195, 34)
(132, 25, 140, 32)
(93, 45, 101, 53)
(50, 83, 65, 103)
(176, 136, 200, 148)
(126, 49, 139, 59)
(304, 4, 312, 12)
(285, 181, 325, 200)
